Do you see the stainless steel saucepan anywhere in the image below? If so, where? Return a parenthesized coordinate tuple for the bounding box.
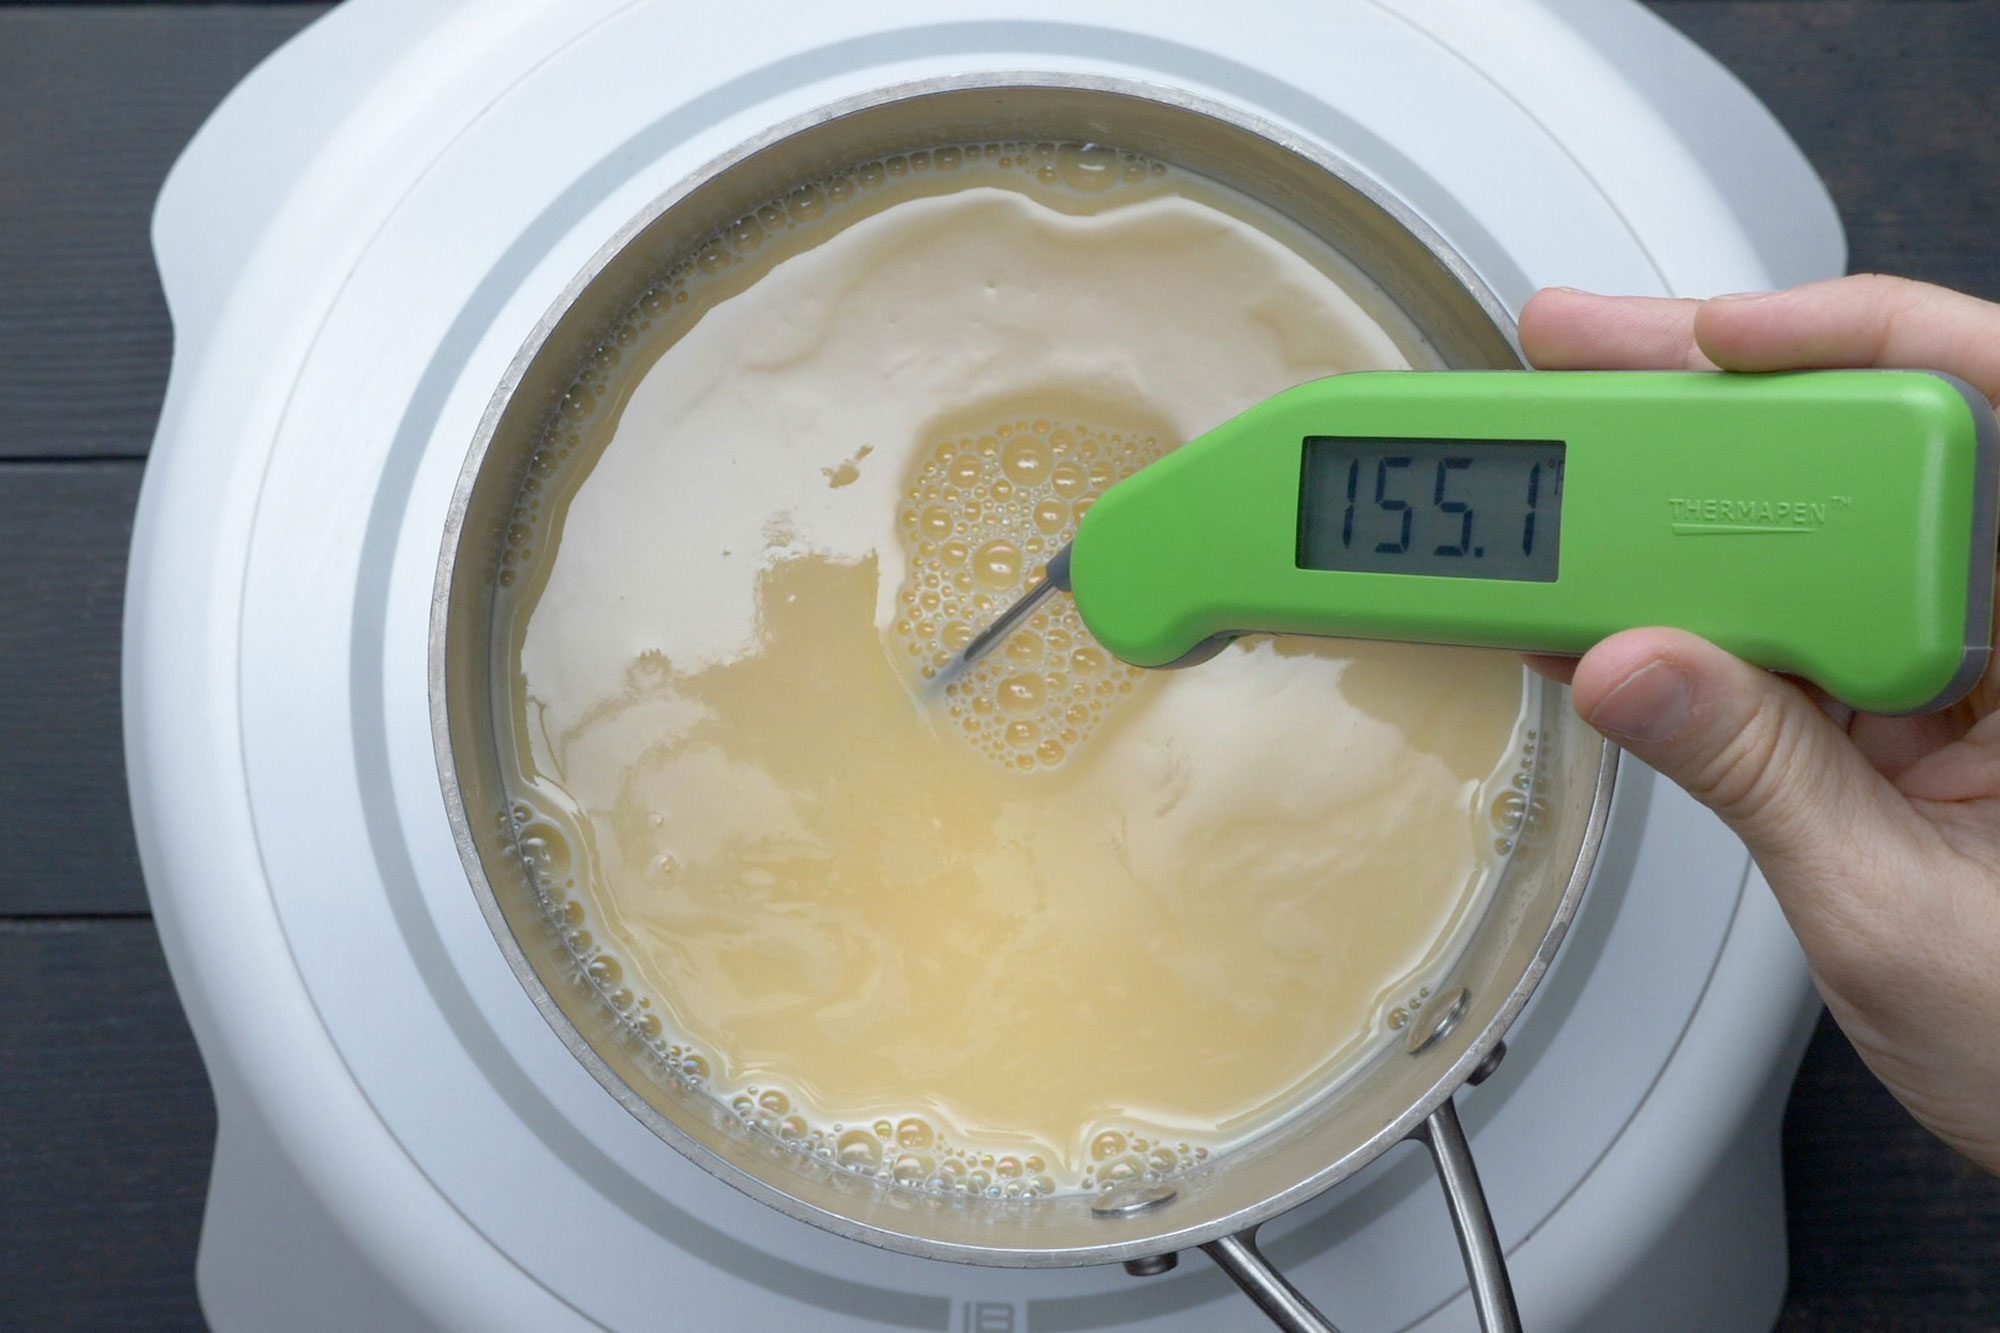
(432, 75, 1616, 1332)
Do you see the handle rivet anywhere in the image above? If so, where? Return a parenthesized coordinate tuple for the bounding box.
(1468, 1039, 1508, 1086)
(1123, 1253, 1179, 1277)
(1091, 1182, 1178, 1218)
(1406, 985, 1470, 1056)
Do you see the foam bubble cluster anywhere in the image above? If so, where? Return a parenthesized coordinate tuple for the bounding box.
(1486, 725, 1552, 859)
(893, 416, 1170, 770)
(721, 1095, 1068, 1198)
(711, 1094, 1209, 1198)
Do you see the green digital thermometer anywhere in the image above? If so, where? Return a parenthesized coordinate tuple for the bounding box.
(957, 371, 1998, 715)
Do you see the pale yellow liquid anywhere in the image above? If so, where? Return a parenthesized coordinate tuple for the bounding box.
(497, 144, 1531, 1194)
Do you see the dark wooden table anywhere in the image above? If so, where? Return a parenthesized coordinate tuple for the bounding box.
(2, 2, 1996, 1328)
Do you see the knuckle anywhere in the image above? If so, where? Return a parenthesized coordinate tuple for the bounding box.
(1689, 695, 1811, 829)
(1845, 271, 1919, 303)
(1850, 274, 1927, 363)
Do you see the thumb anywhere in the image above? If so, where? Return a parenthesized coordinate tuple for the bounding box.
(1570, 628, 1896, 884)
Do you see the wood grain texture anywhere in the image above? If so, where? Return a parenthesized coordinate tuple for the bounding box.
(0, 918, 212, 1333)
(0, 6, 327, 461)
(1659, 0, 2000, 299)
(1777, 1014, 2000, 1331)
(0, 462, 146, 916)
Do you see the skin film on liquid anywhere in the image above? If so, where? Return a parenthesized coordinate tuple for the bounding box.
(492, 142, 1538, 1195)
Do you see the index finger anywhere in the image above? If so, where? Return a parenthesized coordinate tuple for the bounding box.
(1692, 275, 2000, 404)
(1518, 288, 1716, 371)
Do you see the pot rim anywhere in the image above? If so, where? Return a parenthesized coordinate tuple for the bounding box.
(429, 69, 1619, 1268)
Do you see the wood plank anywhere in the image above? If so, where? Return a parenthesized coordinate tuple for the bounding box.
(0, 462, 146, 915)
(1778, 1013, 2000, 1330)
(0, 6, 328, 461)
(0, 918, 212, 1332)
(1652, 0, 2000, 299)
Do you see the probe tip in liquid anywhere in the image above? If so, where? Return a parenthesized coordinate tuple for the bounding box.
(934, 545, 1074, 690)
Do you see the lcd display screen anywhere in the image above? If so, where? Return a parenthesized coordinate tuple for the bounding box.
(1297, 437, 1565, 581)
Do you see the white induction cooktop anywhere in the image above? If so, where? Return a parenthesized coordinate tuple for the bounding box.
(126, 2, 1836, 1328)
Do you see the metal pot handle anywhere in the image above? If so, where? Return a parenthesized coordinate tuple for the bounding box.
(1200, 1227, 1340, 1332)
(1410, 1097, 1522, 1332)
(1198, 1093, 1521, 1333)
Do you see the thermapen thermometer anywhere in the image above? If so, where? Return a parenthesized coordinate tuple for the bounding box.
(952, 371, 1999, 715)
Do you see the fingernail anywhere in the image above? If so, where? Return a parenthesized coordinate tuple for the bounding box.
(1586, 660, 1694, 743)
(1709, 290, 1775, 304)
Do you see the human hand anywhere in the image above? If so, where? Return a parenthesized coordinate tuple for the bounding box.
(1520, 275, 2000, 1173)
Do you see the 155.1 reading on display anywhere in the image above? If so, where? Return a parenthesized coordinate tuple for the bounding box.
(1296, 437, 1566, 582)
